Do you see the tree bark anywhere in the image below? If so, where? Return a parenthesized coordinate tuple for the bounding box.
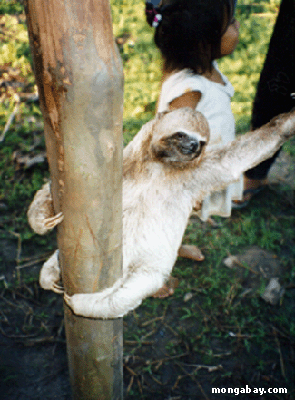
(24, 1, 123, 399)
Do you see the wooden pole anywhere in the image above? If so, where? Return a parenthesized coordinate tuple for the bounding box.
(24, 1, 123, 399)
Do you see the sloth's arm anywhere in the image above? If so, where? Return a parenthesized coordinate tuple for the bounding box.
(38, 247, 168, 317)
(194, 110, 295, 199)
(64, 269, 167, 319)
(27, 182, 63, 235)
(39, 250, 63, 294)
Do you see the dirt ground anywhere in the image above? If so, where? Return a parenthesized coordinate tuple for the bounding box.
(1, 251, 294, 400)
(0, 260, 294, 400)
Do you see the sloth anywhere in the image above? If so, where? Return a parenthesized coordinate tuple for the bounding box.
(27, 107, 295, 319)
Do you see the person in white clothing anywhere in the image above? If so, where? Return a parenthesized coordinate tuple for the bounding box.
(157, 62, 243, 221)
(145, 0, 242, 293)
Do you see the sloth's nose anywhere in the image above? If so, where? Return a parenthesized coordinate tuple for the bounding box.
(190, 141, 199, 152)
(181, 139, 201, 155)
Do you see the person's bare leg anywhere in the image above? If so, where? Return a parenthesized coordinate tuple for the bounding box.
(232, 175, 268, 208)
(178, 244, 205, 261)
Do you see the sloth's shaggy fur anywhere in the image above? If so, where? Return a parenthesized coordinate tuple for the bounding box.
(28, 108, 295, 318)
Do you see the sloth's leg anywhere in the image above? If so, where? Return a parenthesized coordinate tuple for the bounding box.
(64, 270, 166, 318)
(39, 250, 64, 294)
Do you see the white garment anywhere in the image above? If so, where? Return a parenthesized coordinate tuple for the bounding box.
(158, 62, 243, 221)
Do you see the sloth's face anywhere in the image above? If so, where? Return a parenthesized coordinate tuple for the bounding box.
(152, 130, 207, 163)
(150, 108, 210, 166)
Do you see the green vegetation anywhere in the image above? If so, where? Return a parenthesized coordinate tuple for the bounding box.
(1, 0, 294, 398)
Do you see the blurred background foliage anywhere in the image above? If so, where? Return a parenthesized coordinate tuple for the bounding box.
(0, 0, 281, 141)
(111, 0, 280, 141)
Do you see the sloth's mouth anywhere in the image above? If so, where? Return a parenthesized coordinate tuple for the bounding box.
(181, 141, 206, 158)
(152, 139, 206, 164)
(181, 142, 200, 155)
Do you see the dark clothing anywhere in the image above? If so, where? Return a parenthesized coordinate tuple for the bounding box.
(245, 0, 295, 180)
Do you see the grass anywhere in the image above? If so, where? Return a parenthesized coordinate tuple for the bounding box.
(0, 0, 295, 399)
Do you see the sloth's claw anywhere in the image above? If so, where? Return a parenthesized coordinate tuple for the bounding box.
(44, 212, 64, 229)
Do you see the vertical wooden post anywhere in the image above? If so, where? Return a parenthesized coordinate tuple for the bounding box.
(24, 1, 123, 399)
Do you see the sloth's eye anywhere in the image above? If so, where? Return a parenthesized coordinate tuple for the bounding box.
(174, 132, 186, 139)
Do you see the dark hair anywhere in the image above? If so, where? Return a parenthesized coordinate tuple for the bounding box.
(146, 0, 234, 74)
